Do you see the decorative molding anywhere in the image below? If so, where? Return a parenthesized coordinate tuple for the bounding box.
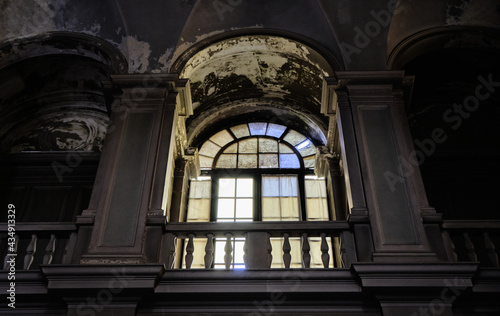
(321, 77, 339, 116)
(41, 264, 165, 291)
(352, 262, 478, 288)
(79, 256, 144, 265)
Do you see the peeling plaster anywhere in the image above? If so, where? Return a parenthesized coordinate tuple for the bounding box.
(0, 0, 65, 41)
(152, 48, 174, 73)
(120, 36, 151, 73)
(180, 35, 332, 108)
(3, 111, 108, 153)
(172, 26, 263, 68)
(446, 0, 500, 26)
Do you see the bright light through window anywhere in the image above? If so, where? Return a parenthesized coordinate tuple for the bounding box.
(217, 178, 253, 222)
(296, 139, 311, 150)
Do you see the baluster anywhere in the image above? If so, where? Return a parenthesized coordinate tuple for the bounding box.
(4, 235, 19, 270)
(483, 232, 499, 267)
(463, 232, 477, 262)
(224, 233, 233, 269)
(339, 233, 347, 268)
(267, 233, 273, 268)
(62, 232, 77, 264)
(301, 233, 310, 268)
(43, 234, 57, 265)
(24, 234, 38, 270)
(185, 234, 194, 269)
(321, 233, 330, 268)
(339, 231, 357, 268)
(283, 233, 291, 269)
(160, 233, 177, 269)
(442, 230, 457, 262)
(204, 233, 214, 269)
(167, 234, 177, 269)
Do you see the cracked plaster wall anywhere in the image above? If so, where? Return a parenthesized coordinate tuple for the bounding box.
(180, 36, 332, 108)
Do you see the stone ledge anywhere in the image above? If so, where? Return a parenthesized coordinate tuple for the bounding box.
(351, 262, 478, 288)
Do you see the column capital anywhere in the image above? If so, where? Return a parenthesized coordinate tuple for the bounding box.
(315, 146, 339, 177)
(330, 70, 411, 89)
(322, 71, 415, 114)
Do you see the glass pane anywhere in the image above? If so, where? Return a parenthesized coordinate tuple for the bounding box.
(235, 198, 253, 218)
(239, 138, 257, 153)
(279, 154, 300, 168)
(216, 154, 237, 168)
(189, 180, 212, 198)
(199, 155, 214, 169)
(262, 175, 299, 221)
(259, 138, 278, 153)
(303, 156, 316, 169)
(210, 129, 234, 147)
(283, 130, 306, 146)
(280, 175, 298, 197)
(218, 178, 235, 197)
(305, 179, 327, 198)
(296, 139, 312, 150)
(259, 154, 279, 168)
(217, 198, 235, 218)
(280, 197, 299, 220)
(238, 154, 257, 168)
(236, 178, 253, 197)
(199, 140, 221, 157)
(223, 143, 238, 154)
(248, 122, 267, 135)
(297, 142, 316, 157)
(186, 199, 210, 222)
(266, 123, 287, 138)
(279, 143, 294, 154)
(262, 176, 280, 197)
(306, 198, 329, 220)
(262, 197, 280, 220)
(230, 124, 250, 138)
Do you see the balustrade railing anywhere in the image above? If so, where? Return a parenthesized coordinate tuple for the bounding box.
(0, 223, 77, 271)
(442, 220, 500, 267)
(162, 221, 352, 270)
(3, 220, 498, 271)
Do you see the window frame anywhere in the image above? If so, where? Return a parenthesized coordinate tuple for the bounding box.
(206, 168, 317, 222)
(212, 135, 308, 170)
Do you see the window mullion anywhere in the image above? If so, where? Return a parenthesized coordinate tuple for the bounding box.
(255, 173, 261, 221)
(298, 173, 307, 221)
(210, 174, 219, 222)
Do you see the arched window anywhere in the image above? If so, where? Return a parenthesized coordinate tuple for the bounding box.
(184, 122, 332, 269)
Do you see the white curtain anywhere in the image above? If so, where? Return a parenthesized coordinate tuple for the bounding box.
(186, 179, 211, 222)
(262, 175, 299, 221)
(305, 178, 329, 221)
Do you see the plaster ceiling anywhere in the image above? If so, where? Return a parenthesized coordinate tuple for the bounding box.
(178, 35, 334, 147)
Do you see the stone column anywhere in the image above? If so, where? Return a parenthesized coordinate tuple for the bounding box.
(80, 74, 191, 264)
(169, 148, 199, 223)
(322, 71, 439, 262)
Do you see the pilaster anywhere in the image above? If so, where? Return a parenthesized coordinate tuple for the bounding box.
(322, 71, 440, 263)
(80, 74, 191, 264)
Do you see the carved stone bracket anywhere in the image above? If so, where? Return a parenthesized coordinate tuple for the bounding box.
(315, 145, 340, 178)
